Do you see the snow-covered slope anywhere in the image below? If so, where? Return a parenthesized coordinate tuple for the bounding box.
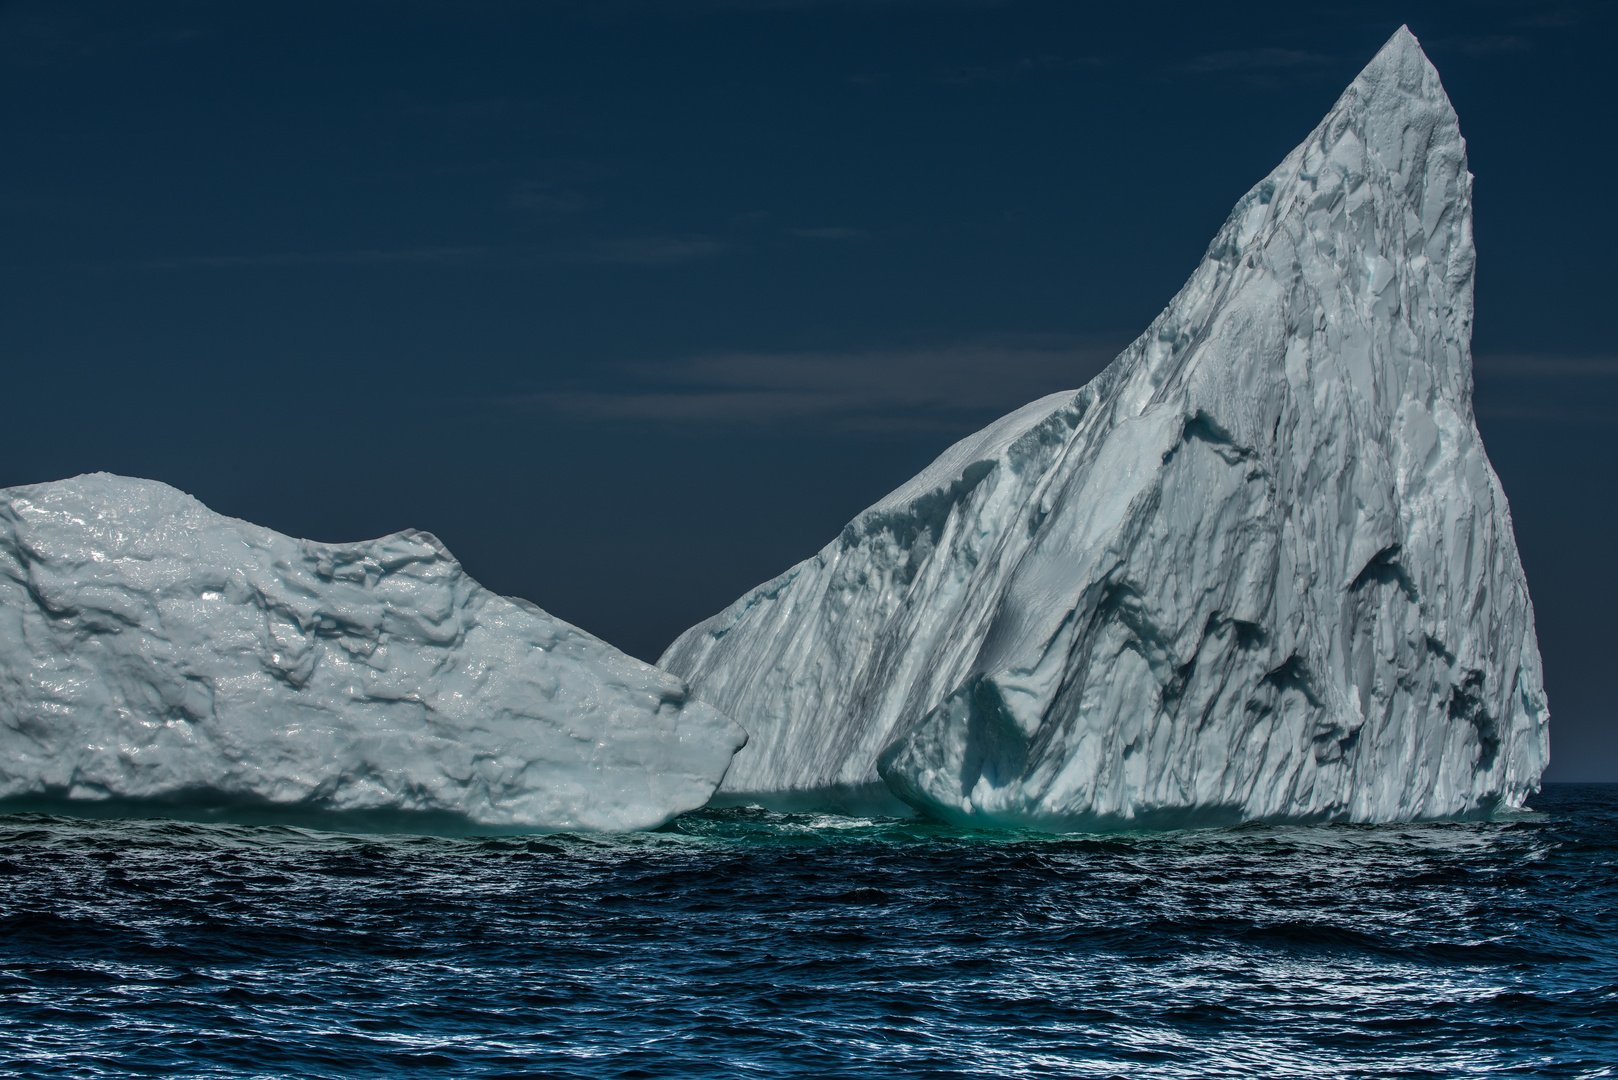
(0, 474, 746, 830)
(661, 27, 1549, 827)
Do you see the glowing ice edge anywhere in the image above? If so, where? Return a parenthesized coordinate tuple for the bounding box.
(662, 27, 1550, 828)
(0, 475, 747, 831)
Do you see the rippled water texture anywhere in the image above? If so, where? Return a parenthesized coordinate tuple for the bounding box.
(3, 786, 1615, 1078)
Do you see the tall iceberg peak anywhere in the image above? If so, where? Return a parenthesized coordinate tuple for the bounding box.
(0, 474, 747, 831)
(660, 27, 1549, 827)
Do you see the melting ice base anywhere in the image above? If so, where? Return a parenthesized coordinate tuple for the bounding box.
(0, 475, 747, 832)
(662, 27, 1549, 828)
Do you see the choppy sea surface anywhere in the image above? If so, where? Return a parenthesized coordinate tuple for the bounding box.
(2, 785, 1614, 1079)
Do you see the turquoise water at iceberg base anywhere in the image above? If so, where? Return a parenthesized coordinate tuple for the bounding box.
(2, 786, 1615, 1079)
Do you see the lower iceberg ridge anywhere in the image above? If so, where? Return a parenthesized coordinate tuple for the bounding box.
(660, 27, 1550, 829)
(0, 474, 747, 831)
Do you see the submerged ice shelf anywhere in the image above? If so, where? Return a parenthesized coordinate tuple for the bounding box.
(0, 474, 746, 831)
(661, 27, 1550, 828)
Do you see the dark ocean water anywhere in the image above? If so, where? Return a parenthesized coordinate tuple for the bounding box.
(2, 785, 1614, 1079)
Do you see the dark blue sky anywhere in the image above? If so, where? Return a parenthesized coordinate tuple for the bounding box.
(2, 0, 1613, 779)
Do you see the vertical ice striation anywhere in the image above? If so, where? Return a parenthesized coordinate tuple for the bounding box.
(661, 27, 1549, 827)
(0, 474, 747, 830)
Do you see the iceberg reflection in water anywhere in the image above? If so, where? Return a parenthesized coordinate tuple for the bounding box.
(3, 784, 1614, 1077)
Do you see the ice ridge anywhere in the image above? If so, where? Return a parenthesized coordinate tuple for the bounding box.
(0, 474, 747, 831)
(660, 27, 1549, 827)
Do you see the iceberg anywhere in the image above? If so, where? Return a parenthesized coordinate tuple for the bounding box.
(661, 27, 1549, 828)
(0, 474, 746, 831)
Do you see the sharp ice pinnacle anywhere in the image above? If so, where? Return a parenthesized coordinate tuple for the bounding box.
(660, 26, 1550, 828)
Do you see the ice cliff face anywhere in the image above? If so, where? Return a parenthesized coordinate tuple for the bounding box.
(0, 474, 746, 830)
(661, 27, 1549, 828)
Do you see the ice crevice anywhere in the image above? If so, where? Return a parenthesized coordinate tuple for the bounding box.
(661, 26, 1548, 828)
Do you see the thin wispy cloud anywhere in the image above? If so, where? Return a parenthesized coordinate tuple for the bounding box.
(582, 0, 1007, 13)
(580, 234, 725, 265)
(1473, 354, 1618, 423)
(134, 246, 491, 270)
(1515, 7, 1583, 30)
(510, 181, 590, 215)
(789, 226, 864, 240)
(938, 54, 1099, 84)
(0, 2, 207, 73)
(120, 234, 726, 271)
(1473, 355, 1618, 378)
(850, 53, 1098, 88)
(523, 348, 1618, 431)
(1183, 47, 1333, 75)
(517, 336, 1128, 432)
(1474, 403, 1618, 424)
(1437, 34, 1532, 57)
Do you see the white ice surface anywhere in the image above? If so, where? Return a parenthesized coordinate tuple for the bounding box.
(0, 475, 747, 831)
(661, 27, 1549, 828)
